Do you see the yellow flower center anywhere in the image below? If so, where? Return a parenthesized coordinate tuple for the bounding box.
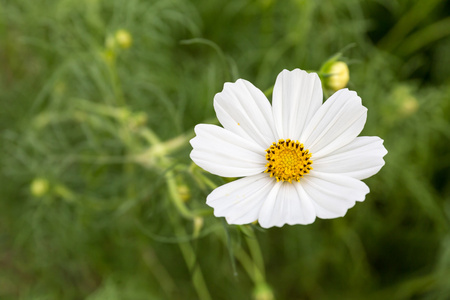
(264, 139, 313, 183)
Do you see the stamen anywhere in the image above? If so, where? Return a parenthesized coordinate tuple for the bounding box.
(264, 139, 313, 183)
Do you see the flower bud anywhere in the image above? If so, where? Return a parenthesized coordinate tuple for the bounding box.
(115, 29, 132, 49)
(324, 61, 350, 91)
(392, 85, 419, 117)
(253, 283, 274, 300)
(400, 97, 419, 116)
(177, 184, 191, 202)
(30, 178, 49, 197)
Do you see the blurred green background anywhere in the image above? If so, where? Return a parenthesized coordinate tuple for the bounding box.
(1, 0, 450, 299)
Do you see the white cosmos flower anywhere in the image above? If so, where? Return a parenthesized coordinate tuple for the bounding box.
(190, 69, 387, 228)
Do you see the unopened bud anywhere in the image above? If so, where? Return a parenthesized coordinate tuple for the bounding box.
(115, 29, 132, 49)
(393, 86, 419, 117)
(324, 61, 350, 91)
(253, 283, 274, 300)
(178, 184, 191, 202)
(30, 178, 49, 197)
(400, 97, 419, 116)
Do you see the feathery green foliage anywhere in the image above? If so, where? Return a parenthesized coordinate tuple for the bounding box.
(1, 0, 449, 299)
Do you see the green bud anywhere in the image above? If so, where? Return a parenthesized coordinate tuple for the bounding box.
(392, 85, 419, 117)
(323, 61, 350, 91)
(177, 184, 191, 202)
(253, 283, 274, 300)
(30, 178, 49, 197)
(115, 29, 132, 49)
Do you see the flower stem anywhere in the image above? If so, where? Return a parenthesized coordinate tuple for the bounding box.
(167, 208, 212, 300)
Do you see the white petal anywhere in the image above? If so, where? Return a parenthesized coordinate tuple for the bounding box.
(206, 173, 274, 225)
(272, 69, 323, 141)
(301, 89, 367, 159)
(258, 182, 316, 228)
(301, 172, 369, 219)
(214, 79, 276, 148)
(313, 136, 388, 180)
(190, 124, 267, 177)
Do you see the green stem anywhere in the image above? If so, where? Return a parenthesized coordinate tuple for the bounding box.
(106, 54, 125, 106)
(167, 195, 212, 300)
(219, 227, 266, 286)
(244, 226, 266, 284)
(165, 169, 198, 220)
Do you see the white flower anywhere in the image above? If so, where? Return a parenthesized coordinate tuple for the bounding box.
(190, 69, 387, 228)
